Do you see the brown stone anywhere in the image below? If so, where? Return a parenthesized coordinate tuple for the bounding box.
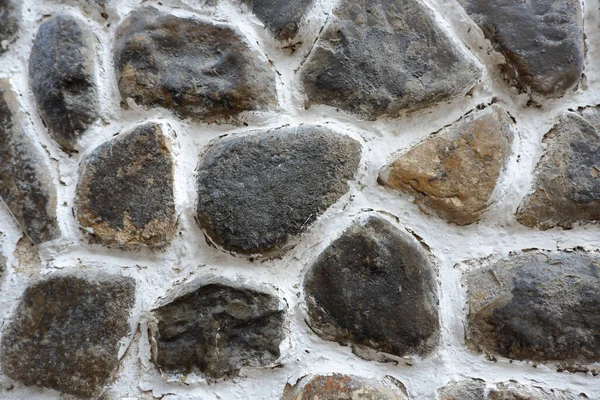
(282, 374, 408, 400)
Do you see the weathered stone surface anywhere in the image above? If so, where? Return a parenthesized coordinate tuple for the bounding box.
(282, 374, 408, 400)
(30, 14, 99, 151)
(0, 0, 20, 54)
(0, 272, 136, 397)
(517, 107, 600, 229)
(465, 251, 600, 366)
(303, 215, 439, 358)
(379, 105, 513, 225)
(439, 380, 586, 400)
(114, 7, 277, 122)
(458, 0, 583, 96)
(76, 123, 175, 248)
(300, 0, 480, 120)
(151, 277, 285, 379)
(196, 125, 361, 255)
(243, 0, 314, 40)
(0, 80, 59, 244)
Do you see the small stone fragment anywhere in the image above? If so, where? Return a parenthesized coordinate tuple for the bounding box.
(196, 125, 361, 255)
(0, 271, 136, 397)
(243, 0, 314, 40)
(114, 7, 277, 122)
(0, 0, 20, 54)
(379, 105, 513, 225)
(282, 374, 408, 400)
(303, 215, 439, 358)
(439, 380, 586, 400)
(76, 123, 176, 248)
(29, 14, 99, 151)
(438, 380, 486, 400)
(150, 277, 285, 379)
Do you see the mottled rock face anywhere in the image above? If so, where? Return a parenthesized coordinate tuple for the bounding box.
(243, 0, 314, 40)
(29, 14, 99, 151)
(380, 105, 513, 225)
(303, 216, 439, 357)
(0, 0, 20, 54)
(0, 272, 136, 397)
(282, 374, 408, 400)
(196, 126, 361, 255)
(151, 278, 285, 379)
(458, 0, 583, 96)
(300, 0, 480, 120)
(76, 123, 176, 248)
(0, 80, 59, 244)
(439, 380, 584, 400)
(114, 7, 277, 122)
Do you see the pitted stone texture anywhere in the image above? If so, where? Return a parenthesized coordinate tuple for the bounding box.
(114, 7, 277, 122)
(196, 125, 361, 255)
(458, 0, 583, 96)
(76, 123, 175, 248)
(243, 0, 314, 40)
(300, 0, 480, 120)
(0, 80, 59, 244)
(151, 277, 285, 379)
(0, 272, 136, 397)
(0, 0, 20, 54)
(30, 14, 99, 151)
(379, 105, 513, 225)
(282, 374, 408, 400)
(439, 380, 586, 400)
(465, 251, 600, 366)
(303, 216, 439, 358)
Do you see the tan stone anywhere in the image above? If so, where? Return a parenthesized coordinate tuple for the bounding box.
(282, 374, 407, 400)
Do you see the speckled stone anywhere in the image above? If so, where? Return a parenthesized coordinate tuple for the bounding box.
(243, 0, 314, 40)
(0, 0, 20, 54)
(439, 379, 586, 400)
(282, 374, 408, 400)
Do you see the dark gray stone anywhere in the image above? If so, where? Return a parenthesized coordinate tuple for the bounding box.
(243, 0, 314, 40)
(0, 271, 136, 397)
(439, 380, 586, 400)
(282, 374, 408, 400)
(30, 14, 99, 151)
(196, 125, 361, 255)
(303, 216, 439, 358)
(0, 0, 20, 54)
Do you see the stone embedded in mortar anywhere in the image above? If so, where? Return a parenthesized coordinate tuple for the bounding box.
(76, 122, 176, 248)
(303, 215, 439, 358)
(242, 0, 314, 41)
(196, 125, 361, 255)
(282, 374, 408, 400)
(0, 271, 136, 397)
(0, 0, 20, 54)
(300, 0, 480, 120)
(114, 7, 277, 122)
(0, 80, 60, 244)
(150, 277, 285, 379)
(379, 105, 514, 225)
(29, 14, 99, 151)
(438, 380, 586, 400)
(457, 0, 583, 97)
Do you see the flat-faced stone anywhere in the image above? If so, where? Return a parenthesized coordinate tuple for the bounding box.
(303, 215, 439, 358)
(243, 0, 314, 40)
(379, 105, 513, 225)
(114, 7, 277, 122)
(0, 0, 20, 54)
(0, 271, 136, 397)
(282, 374, 408, 400)
(458, 0, 583, 96)
(0, 80, 59, 244)
(76, 123, 175, 248)
(300, 0, 480, 120)
(196, 125, 361, 255)
(30, 14, 99, 151)
(150, 277, 285, 379)
(439, 380, 585, 400)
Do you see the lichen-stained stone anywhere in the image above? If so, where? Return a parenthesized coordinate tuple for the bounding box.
(150, 277, 285, 379)
(196, 125, 361, 255)
(465, 251, 600, 366)
(457, 0, 583, 97)
(114, 7, 277, 122)
(76, 123, 175, 248)
(439, 380, 586, 400)
(0, 0, 20, 54)
(29, 14, 99, 151)
(0, 80, 60, 244)
(303, 216, 439, 358)
(379, 105, 513, 225)
(300, 0, 480, 120)
(0, 271, 136, 397)
(242, 0, 314, 41)
(282, 374, 408, 400)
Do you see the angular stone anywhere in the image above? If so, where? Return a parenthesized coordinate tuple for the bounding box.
(29, 14, 99, 151)
(0, 80, 59, 244)
(150, 277, 285, 379)
(76, 123, 176, 248)
(458, 0, 583, 96)
(243, 0, 314, 40)
(303, 215, 439, 358)
(114, 7, 277, 122)
(196, 125, 361, 255)
(0, 0, 20, 54)
(0, 271, 136, 397)
(379, 105, 513, 225)
(439, 380, 585, 400)
(282, 374, 408, 400)
(300, 0, 480, 120)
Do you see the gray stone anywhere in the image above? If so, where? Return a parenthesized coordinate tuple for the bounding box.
(0, 271, 136, 397)
(300, 0, 480, 120)
(243, 0, 314, 40)
(0, 0, 20, 54)
(30, 14, 99, 151)
(196, 125, 361, 255)
(303, 215, 439, 358)
(114, 7, 277, 122)
(282, 374, 408, 400)
(439, 380, 586, 400)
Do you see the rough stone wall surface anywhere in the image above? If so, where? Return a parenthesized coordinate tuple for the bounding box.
(0, 0, 599, 399)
